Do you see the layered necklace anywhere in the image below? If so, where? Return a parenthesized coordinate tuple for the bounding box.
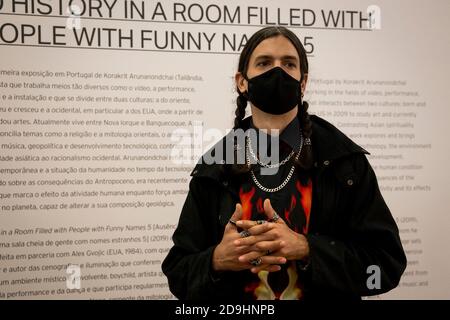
(245, 132, 304, 193)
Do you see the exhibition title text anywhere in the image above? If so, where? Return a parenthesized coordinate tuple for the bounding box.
(0, 0, 375, 54)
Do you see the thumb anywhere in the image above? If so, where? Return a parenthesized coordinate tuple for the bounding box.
(263, 199, 284, 224)
(225, 203, 243, 232)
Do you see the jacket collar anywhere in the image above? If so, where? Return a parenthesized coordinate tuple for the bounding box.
(190, 115, 368, 181)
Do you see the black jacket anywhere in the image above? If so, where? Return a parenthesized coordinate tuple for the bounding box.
(162, 115, 407, 300)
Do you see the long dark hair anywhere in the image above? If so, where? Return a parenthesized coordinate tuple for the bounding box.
(231, 26, 313, 174)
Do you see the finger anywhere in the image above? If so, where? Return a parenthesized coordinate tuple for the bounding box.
(260, 255, 287, 265)
(251, 264, 282, 273)
(234, 233, 274, 247)
(238, 250, 261, 263)
(235, 219, 267, 230)
(225, 203, 243, 232)
(234, 245, 255, 255)
(263, 199, 285, 224)
(254, 240, 284, 253)
(264, 244, 288, 258)
(239, 251, 286, 265)
(236, 220, 274, 235)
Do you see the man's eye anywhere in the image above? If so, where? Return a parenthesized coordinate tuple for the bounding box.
(256, 61, 270, 67)
(285, 62, 297, 68)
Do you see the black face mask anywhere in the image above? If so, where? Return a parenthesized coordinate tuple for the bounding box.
(244, 67, 301, 115)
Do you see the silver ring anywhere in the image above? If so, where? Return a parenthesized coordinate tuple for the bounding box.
(256, 220, 266, 225)
(270, 213, 280, 223)
(304, 137, 312, 146)
(250, 257, 262, 266)
(228, 219, 237, 226)
(239, 230, 251, 238)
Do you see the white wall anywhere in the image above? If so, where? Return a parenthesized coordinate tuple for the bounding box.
(0, 0, 449, 299)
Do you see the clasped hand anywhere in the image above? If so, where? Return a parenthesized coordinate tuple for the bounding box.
(212, 199, 309, 274)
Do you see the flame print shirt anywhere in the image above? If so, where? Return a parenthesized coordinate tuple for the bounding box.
(240, 117, 312, 300)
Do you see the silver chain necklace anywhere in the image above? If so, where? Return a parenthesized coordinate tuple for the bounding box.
(245, 133, 303, 193)
(247, 134, 295, 168)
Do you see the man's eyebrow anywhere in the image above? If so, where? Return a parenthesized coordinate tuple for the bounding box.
(281, 55, 299, 61)
(254, 55, 298, 61)
(254, 55, 272, 59)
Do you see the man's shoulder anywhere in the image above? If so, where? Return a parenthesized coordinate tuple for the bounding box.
(310, 114, 369, 162)
(188, 129, 236, 180)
